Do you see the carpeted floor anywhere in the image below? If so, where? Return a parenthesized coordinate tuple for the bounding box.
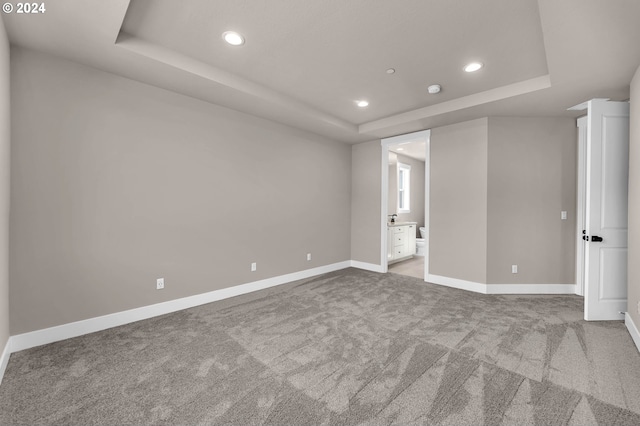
(1, 268, 640, 425)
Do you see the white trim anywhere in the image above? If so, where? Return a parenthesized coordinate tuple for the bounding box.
(423, 134, 431, 281)
(426, 274, 486, 293)
(350, 260, 384, 273)
(9, 261, 350, 353)
(567, 98, 609, 111)
(626, 313, 640, 354)
(381, 141, 389, 273)
(0, 338, 11, 384)
(486, 283, 577, 295)
(575, 115, 587, 296)
(426, 274, 576, 295)
(0, 262, 582, 384)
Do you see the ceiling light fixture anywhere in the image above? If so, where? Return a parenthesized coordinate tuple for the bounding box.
(356, 100, 369, 108)
(397, 148, 404, 151)
(464, 62, 483, 72)
(222, 31, 245, 46)
(427, 84, 441, 94)
(386, 68, 396, 74)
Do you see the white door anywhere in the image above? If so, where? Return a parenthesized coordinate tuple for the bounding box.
(584, 99, 630, 321)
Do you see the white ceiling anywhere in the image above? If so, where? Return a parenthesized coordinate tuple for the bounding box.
(389, 142, 427, 163)
(3, 0, 640, 143)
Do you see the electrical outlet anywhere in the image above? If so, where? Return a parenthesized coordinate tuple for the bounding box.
(511, 265, 518, 274)
(307, 253, 312, 261)
(251, 262, 257, 272)
(561, 211, 567, 220)
(156, 278, 164, 290)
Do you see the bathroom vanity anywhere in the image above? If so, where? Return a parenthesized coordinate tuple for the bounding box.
(387, 222, 417, 264)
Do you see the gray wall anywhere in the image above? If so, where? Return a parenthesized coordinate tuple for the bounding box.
(350, 141, 381, 265)
(0, 18, 10, 350)
(388, 153, 425, 237)
(429, 117, 576, 286)
(487, 117, 576, 284)
(9, 48, 352, 334)
(430, 119, 489, 283)
(629, 64, 640, 330)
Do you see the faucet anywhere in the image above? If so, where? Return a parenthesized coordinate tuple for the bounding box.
(389, 214, 397, 223)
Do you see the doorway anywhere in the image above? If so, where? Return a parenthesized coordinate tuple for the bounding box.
(380, 130, 431, 280)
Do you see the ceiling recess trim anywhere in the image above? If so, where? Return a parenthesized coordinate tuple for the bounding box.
(567, 98, 610, 111)
(359, 74, 552, 135)
(115, 32, 358, 134)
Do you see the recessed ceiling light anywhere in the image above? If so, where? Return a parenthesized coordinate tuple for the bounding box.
(397, 148, 404, 151)
(356, 100, 369, 108)
(386, 68, 396, 74)
(222, 31, 245, 46)
(427, 84, 441, 94)
(464, 62, 483, 72)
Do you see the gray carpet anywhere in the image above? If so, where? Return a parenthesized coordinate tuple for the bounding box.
(1, 268, 640, 425)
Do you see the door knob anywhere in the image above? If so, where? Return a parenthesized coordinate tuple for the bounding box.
(591, 235, 603, 242)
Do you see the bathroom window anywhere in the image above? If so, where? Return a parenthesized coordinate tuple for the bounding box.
(397, 162, 411, 213)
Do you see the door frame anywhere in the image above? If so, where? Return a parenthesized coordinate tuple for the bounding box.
(380, 130, 431, 275)
(575, 116, 587, 296)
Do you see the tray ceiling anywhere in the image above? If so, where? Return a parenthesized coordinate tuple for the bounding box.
(3, 0, 640, 142)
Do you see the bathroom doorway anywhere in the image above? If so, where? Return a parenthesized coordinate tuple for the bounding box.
(380, 130, 430, 280)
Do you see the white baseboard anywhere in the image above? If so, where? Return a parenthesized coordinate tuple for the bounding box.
(9, 261, 351, 354)
(626, 312, 640, 354)
(426, 274, 576, 295)
(426, 274, 487, 293)
(486, 283, 576, 294)
(0, 262, 577, 384)
(0, 337, 11, 384)
(350, 260, 384, 273)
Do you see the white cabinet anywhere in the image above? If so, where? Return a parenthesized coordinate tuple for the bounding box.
(387, 223, 416, 263)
